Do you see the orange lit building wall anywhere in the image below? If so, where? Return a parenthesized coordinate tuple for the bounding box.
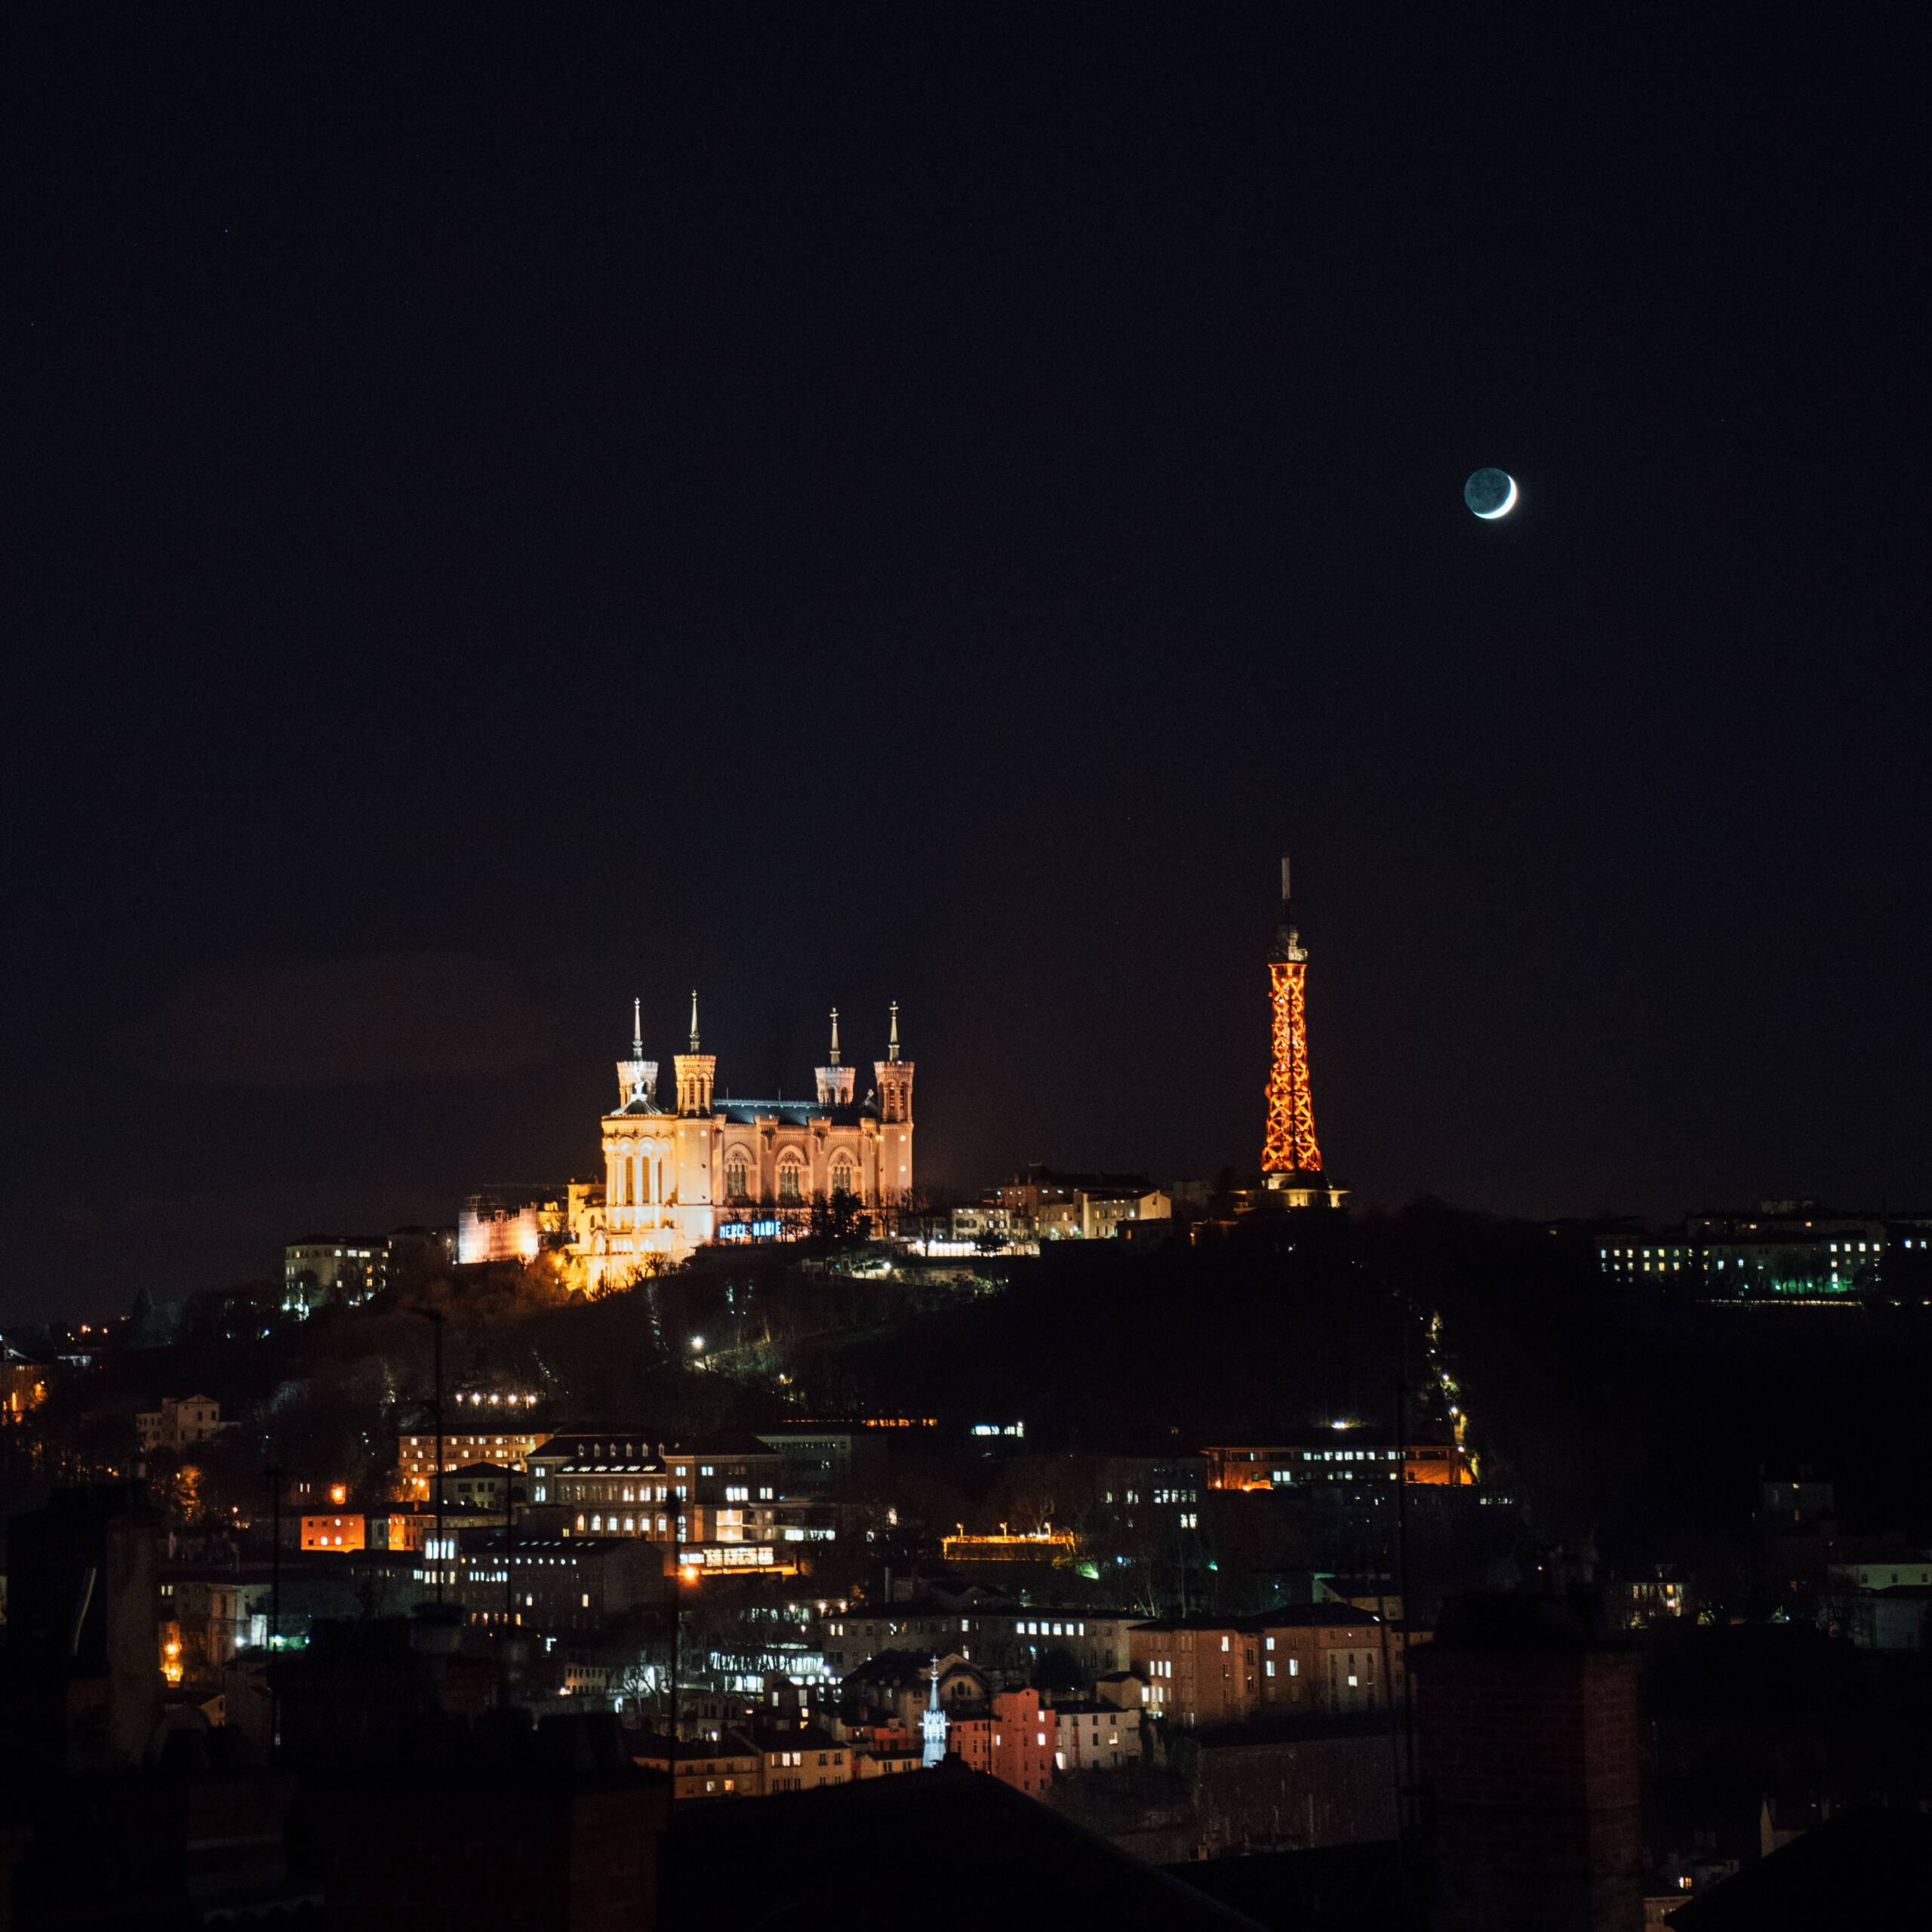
(949, 1687, 1057, 1797)
(300, 1515, 367, 1552)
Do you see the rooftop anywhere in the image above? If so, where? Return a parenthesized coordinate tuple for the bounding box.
(1131, 1604, 1383, 1634)
(657, 1770, 1261, 1928)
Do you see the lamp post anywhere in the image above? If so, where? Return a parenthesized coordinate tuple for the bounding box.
(266, 1460, 283, 1762)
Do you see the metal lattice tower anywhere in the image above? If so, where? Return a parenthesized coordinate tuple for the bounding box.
(1262, 857, 1325, 1183)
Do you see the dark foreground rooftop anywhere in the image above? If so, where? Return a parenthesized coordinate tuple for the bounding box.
(660, 1762, 1263, 1930)
(1669, 1808, 1932, 1930)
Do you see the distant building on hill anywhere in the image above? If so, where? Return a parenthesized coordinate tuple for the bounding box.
(457, 999, 918, 1284)
(1600, 1198, 1932, 1300)
(982, 1166, 1171, 1243)
(456, 1186, 577, 1266)
(136, 1395, 234, 1457)
(284, 1226, 456, 1314)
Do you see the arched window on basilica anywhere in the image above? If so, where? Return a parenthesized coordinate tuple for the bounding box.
(777, 1156, 804, 1203)
(726, 1154, 749, 1201)
(829, 1156, 854, 1197)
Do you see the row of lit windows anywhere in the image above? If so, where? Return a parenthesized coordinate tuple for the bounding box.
(565, 1481, 678, 1503)
(1602, 1238, 1919, 1262)
(577, 1512, 674, 1536)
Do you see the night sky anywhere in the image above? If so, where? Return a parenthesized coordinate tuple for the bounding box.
(8, 11, 1924, 1318)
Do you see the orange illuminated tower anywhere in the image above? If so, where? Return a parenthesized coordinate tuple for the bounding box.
(1262, 857, 1346, 1209)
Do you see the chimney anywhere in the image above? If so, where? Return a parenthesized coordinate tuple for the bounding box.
(1412, 1592, 1641, 1931)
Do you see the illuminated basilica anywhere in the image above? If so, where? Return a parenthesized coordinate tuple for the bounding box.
(574, 996, 915, 1288)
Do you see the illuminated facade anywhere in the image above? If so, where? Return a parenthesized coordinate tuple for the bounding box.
(1260, 859, 1345, 1208)
(1202, 1438, 1475, 1491)
(577, 997, 914, 1286)
(396, 1426, 549, 1500)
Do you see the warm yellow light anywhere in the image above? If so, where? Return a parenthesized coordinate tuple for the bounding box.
(329, 1484, 347, 1506)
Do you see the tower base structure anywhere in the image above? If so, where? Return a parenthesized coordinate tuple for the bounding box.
(1263, 1170, 1349, 1211)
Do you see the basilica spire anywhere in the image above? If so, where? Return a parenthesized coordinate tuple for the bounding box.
(921, 1655, 949, 1768)
(688, 990, 700, 1054)
(816, 1003, 855, 1109)
(888, 1000, 900, 1064)
(616, 997, 657, 1111)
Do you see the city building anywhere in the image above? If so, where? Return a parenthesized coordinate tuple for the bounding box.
(839, 1650, 990, 1734)
(446, 1461, 520, 1512)
(818, 1601, 1137, 1684)
(1163, 1714, 1400, 1857)
(1260, 857, 1346, 1209)
(396, 1423, 549, 1500)
(1202, 1435, 1473, 1492)
(2, 1347, 51, 1423)
(949, 1685, 1058, 1796)
(281, 1238, 382, 1315)
(574, 998, 914, 1286)
(1599, 1199, 1932, 1300)
(752, 1724, 853, 1792)
(946, 1204, 1020, 1250)
(300, 1513, 367, 1552)
(525, 1434, 808, 1549)
(633, 1730, 762, 1801)
(1844, 1588, 1932, 1651)
(1078, 1184, 1173, 1240)
(161, 1574, 263, 1671)
(281, 1226, 455, 1314)
(752, 1426, 884, 1500)
(136, 1395, 233, 1457)
(1129, 1604, 1404, 1727)
(981, 1168, 1172, 1244)
(1827, 1557, 1932, 1592)
(457, 1186, 577, 1266)
(1052, 1697, 1142, 1770)
(424, 1534, 673, 1635)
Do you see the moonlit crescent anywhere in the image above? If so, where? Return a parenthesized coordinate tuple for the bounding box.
(1475, 474, 1517, 519)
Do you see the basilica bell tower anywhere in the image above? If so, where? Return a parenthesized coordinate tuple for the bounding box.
(873, 1001, 914, 1204)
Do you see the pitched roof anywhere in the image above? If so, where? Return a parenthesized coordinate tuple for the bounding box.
(841, 1647, 980, 1690)
(657, 1771, 1264, 1928)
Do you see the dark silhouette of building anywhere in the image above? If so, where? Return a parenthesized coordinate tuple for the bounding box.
(3, 1483, 163, 1771)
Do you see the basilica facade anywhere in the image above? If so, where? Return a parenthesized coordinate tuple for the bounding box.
(574, 998, 914, 1288)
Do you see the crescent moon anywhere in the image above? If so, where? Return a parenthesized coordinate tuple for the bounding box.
(1475, 473, 1518, 519)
